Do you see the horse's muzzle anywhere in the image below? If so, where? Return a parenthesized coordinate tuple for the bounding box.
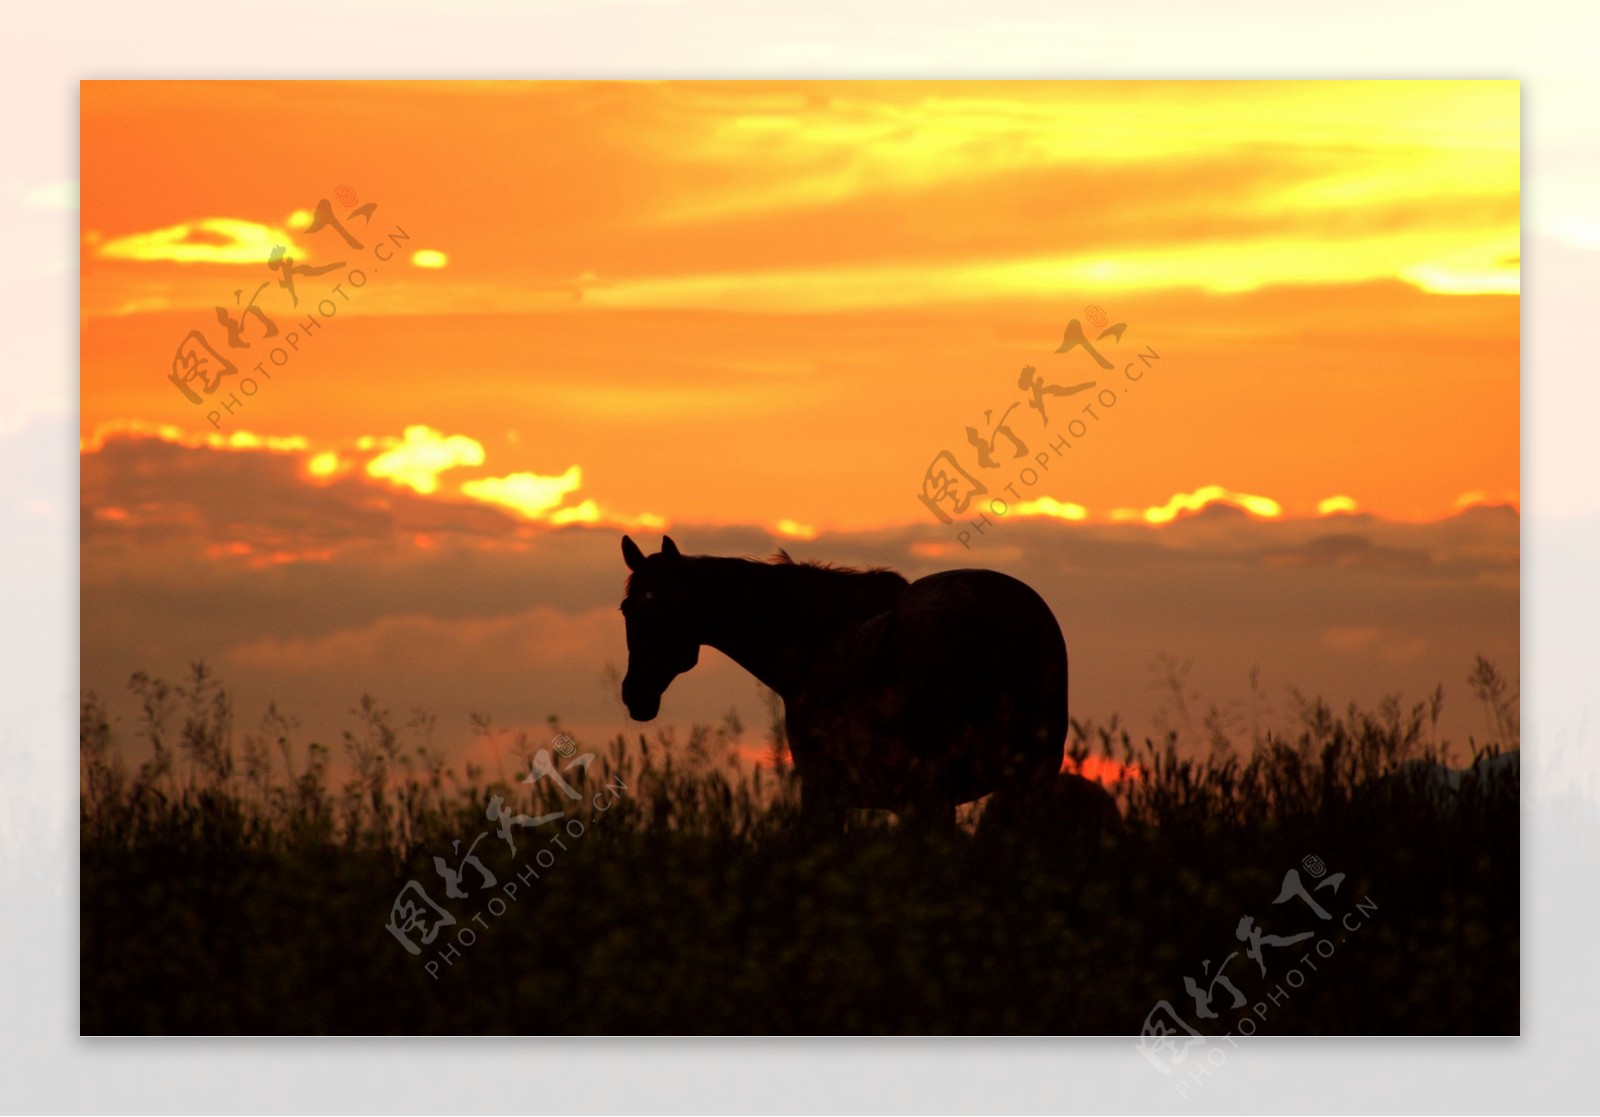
(622, 677, 660, 721)
(626, 697, 660, 722)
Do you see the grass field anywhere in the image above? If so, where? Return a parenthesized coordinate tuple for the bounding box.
(79, 660, 1519, 1035)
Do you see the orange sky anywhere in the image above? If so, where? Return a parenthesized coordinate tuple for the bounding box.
(78, 81, 1521, 761)
(80, 80, 1519, 533)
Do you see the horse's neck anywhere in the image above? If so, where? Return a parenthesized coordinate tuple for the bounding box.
(687, 559, 849, 699)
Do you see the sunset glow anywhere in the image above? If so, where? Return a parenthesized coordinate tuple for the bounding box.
(80, 80, 1518, 532)
(79, 80, 1520, 771)
(1064, 754, 1145, 787)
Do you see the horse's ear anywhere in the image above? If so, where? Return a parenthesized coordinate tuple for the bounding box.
(622, 535, 646, 572)
(661, 536, 681, 559)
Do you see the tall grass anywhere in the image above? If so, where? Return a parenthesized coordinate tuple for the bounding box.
(80, 660, 1518, 1035)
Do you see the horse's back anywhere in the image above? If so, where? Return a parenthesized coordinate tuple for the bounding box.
(893, 568, 1068, 794)
(790, 566, 1068, 808)
(896, 568, 1067, 686)
(900, 568, 1062, 639)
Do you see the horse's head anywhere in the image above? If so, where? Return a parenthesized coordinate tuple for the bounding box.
(619, 534, 700, 721)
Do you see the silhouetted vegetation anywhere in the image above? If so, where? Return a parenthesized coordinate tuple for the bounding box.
(80, 661, 1518, 1035)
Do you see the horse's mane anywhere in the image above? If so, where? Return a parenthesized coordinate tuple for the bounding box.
(754, 550, 910, 620)
(758, 544, 908, 588)
(767, 548, 908, 587)
(623, 549, 910, 605)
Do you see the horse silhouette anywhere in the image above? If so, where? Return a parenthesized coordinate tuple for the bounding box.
(619, 535, 1068, 832)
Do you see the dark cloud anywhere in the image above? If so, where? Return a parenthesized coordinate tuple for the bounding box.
(82, 433, 1520, 768)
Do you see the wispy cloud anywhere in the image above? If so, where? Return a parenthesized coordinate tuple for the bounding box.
(97, 217, 306, 265)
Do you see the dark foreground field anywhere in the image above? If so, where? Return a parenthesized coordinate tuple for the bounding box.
(80, 664, 1519, 1035)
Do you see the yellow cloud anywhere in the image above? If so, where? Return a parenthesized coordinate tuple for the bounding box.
(97, 218, 306, 265)
(1014, 497, 1088, 522)
(775, 518, 818, 540)
(1112, 485, 1283, 524)
(412, 249, 448, 268)
(550, 499, 600, 525)
(579, 226, 1519, 313)
(1454, 489, 1520, 510)
(364, 425, 485, 495)
(1318, 495, 1359, 515)
(307, 451, 343, 479)
(603, 82, 1518, 306)
(1399, 240, 1521, 296)
(460, 467, 584, 519)
(656, 81, 1517, 228)
(80, 419, 308, 455)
